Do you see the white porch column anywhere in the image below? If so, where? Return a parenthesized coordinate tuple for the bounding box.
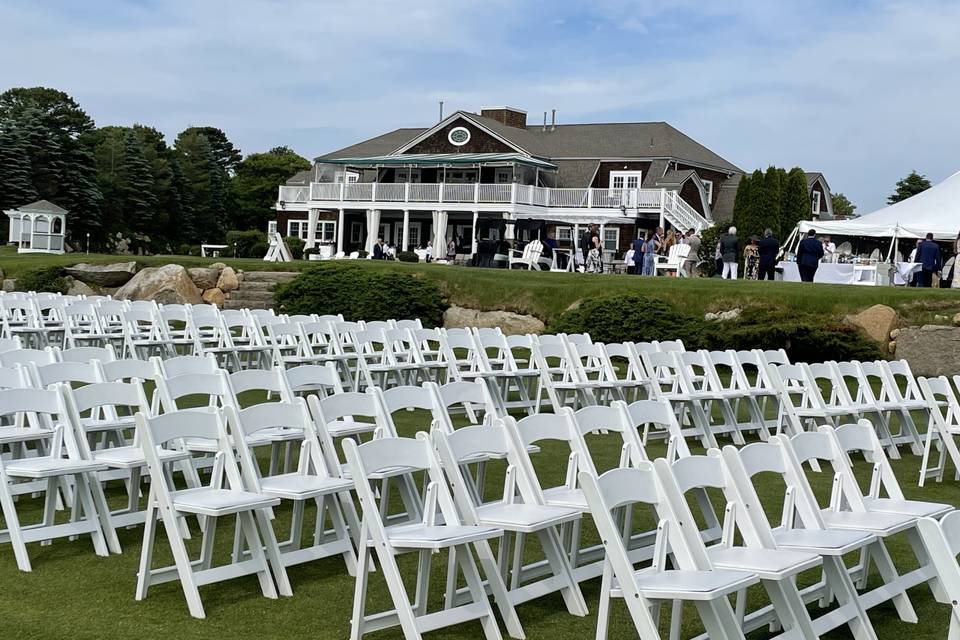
(599, 223, 606, 260)
(365, 209, 381, 254)
(306, 208, 319, 249)
(402, 210, 410, 251)
(336, 208, 345, 254)
(659, 188, 667, 230)
(471, 211, 479, 254)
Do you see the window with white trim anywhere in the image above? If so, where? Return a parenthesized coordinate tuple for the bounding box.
(603, 227, 620, 252)
(288, 220, 336, 242)
(350, 222, 363, 243)
(335, 171, 359, 183)
(557, 227, 573, 243)
(267, 220, 277, 235)
(812, 190, 822, 215)
(495, 168, 512, 184)
(396, 168, 421, 183)
(701, 179, 714, 204)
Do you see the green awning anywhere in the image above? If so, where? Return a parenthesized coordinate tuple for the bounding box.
(317, 153, 557, 171)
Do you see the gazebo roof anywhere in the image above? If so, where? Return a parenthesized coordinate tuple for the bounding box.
(10, 200, 69, 216)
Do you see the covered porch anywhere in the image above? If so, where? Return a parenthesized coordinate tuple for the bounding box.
(4, 200, 68, 254)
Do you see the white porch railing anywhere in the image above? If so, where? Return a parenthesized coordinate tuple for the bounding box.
(278, 185, 310, 204)
(305, 182, 669, 210)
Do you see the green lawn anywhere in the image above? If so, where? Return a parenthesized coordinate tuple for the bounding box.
(1, 400, 957, 639)
(1, 246, 959, 326)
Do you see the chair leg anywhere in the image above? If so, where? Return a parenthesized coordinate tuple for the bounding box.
(866, 539, 917, 623)
(252, 508, 293, 597)
(595, 562, 613, 640)
(350, 523, 372, 640)
(538, 527, 588, 616)
(237, 510, 280, 600)
(456, 543, 508, 640)
(0, 473, 32, 571)
(824, 556, 879, 640)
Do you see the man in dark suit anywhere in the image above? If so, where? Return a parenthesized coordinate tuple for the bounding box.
(757, 228, 779, 281)
(631, 232, 646, 276)
(796, 229, 824, 282)
(372, 237, 385, 260)
(916, 232, 942, 287)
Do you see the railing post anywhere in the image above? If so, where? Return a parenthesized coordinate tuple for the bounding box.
(404, 182, 410, 202)
(474, 182, 480, 204)
(339, 182, 345, 201)
(587, 187, 593, 208)
(371, 182, 378, 202)
(440, 183, 445, 203)
(510, 183, 517, 205)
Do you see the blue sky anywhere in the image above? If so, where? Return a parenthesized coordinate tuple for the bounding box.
(2, 0, 959, 212)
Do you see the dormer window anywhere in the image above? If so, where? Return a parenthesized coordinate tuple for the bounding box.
(701, 179, 714, 204)
(812, 190, 821, 215)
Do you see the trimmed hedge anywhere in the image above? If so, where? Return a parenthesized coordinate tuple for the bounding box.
(16, 266, 71, 294)
(548, 292, 880, 363)
(225, 230, 268, 258)
(274, 263, 448, 327)
(397, 251, 420, 263)
(284, 236, 305, 260)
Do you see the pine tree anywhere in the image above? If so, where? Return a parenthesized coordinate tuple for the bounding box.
(763, 166, 783, 238)
(168, 157, 194, 245)
(118, 131, 158, 248)
(888, 170, 931, 204)
(0, 126, 39, 210)
(780, 168, 810, 237)
(59, 142, 103, 246)
(174, 130, 222, 243)
(742, 168, 768, 242)
(731, 173, 751, 235)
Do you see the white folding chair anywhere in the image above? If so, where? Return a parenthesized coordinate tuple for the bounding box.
(916, 512, 960, 639)
(579, 465, 756, 640)
(0, 386, 118, 571)
(432, 425, 588, 617)
(227, 400, 359, 576)
(58, 344, 117, 364)
(655, 454, 823, 638)
(134, 409, 291, 618)
(343, 434, 523, 640)
(918, 376, 960, 486)
(856, 360, 924, 456)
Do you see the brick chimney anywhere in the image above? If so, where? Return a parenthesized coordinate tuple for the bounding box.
(479, 106, 527, 129)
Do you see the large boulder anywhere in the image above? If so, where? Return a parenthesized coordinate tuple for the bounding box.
(217, 266, 239, 292)
(844, 304, 899, 344)
(443, 305, 545, 335)
(65, 277, 95, 297)
(894, 325, 960, 376)
(2, 279, 15, 292)
(115, 264, 203, 304)
(201, 287, 225, 308)
(65, 261, 138, 287)
(188, 267, 220, 290)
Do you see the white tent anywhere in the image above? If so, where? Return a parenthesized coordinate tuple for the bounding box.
(796, 169, 960, 241)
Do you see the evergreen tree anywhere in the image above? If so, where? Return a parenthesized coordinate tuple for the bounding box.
(118, 131, 158, 248)
(168, 157, 194, 245)
(888, 170, 931, 204)
(763, 166, 784, 238)
(742, 168, 769, 241)
(731, 173, 751, 236)
(0, 126, 38, 210)
(831, 193, 857, 218)
(780, 167, 810, 237)
(59, 141, 104, 245)
(180, 126, 241, 174)
(174, 129, 225, 243)
(132, 124, 177, 240)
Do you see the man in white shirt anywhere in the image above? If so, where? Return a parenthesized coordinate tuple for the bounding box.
(822, 235, 837, 263)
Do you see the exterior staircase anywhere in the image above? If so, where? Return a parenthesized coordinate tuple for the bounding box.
(223, 271, 298, 310)
(662, 190, 712, 233)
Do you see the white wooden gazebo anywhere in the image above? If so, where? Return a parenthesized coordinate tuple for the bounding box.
(4, 200, 68, 254)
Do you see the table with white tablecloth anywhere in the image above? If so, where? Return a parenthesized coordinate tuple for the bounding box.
(777, 261, 880, 285)
(894, 262, 922, 286)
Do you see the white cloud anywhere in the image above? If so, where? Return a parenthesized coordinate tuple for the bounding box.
(1, 0, 957, 210)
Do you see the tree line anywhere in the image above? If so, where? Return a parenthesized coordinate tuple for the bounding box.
(0, 87, 310, 253)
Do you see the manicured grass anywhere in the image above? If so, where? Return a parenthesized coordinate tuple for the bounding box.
(3, 247, 958, 326)
(0, 401, 957, 639)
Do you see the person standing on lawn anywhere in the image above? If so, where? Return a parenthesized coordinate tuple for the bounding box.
(684, 229, 701, 277)
(916, 232, 942, 288)
(757, 228, 779, 280)
(720, 226, 739, 279)
(796, 228, 824, 282)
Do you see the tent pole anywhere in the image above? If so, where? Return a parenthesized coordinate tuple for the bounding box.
(886, 227, 899, 263)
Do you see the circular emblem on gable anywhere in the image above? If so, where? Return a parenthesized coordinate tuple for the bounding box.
(448, 126, 471, 147)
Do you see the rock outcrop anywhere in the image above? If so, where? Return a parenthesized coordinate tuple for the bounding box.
(201, 287, 225, 308)
(188, 267, 220, 290)
(894, 325, 960, 376)
(65, 262, 138, 287)
(844, 304, 899, 344)
(443, 305, 545, 335)
(217, 266, 239, 292)
(115, 264, 203, 304)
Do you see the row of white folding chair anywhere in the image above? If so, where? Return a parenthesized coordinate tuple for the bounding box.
(918, 373, 960, 486)
(578, 420, 950, 639)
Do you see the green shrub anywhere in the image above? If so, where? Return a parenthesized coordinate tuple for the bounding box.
(177, 243, 194, 256)
(397, 251, 420, 263)
(356, 250, 369, 259)
(283, 236, 305, 260)
(549, 293, 701, 344)
(697, 226, 721, 277)
(16, 266, 70, 294)
(274, 263, 448, 327)
(226, 230, 268, 258)
(248, 241, 269, 259)
(303, 247, 320, 259)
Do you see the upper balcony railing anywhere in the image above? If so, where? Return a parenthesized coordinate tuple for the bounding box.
(290, 182, 668, 210)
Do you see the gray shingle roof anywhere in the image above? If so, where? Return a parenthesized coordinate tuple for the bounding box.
(554, 160, 600, 188)
(655, 169, 698, 186)
(313, 111, 743, 175)
(711, 174, 741, 222)
(14, 200, 68, 215)
(285, 169, 313, 185)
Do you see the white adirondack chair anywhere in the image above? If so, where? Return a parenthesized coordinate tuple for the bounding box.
(654, 243, 691, 277)
(509, 240, 544, 270)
